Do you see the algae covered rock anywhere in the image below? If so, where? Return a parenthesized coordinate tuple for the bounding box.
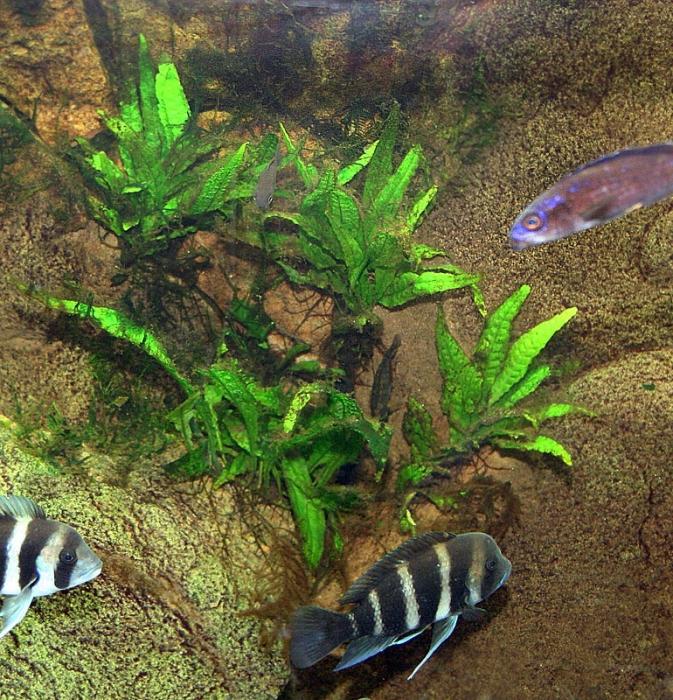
(0, 422, 289, 700)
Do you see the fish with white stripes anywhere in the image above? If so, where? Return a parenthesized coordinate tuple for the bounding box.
(289, 531, 511, 680)
(0, 495, 102, 638)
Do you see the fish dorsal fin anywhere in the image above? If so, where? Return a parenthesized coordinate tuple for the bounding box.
(0, 496, 45, 520)
(569, 143, 673, 177)
(340, 532, 455, 605)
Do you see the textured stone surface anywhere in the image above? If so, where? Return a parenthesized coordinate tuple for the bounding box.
(0, 0, 111, 140)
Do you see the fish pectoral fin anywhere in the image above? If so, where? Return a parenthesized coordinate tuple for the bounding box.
(581, 200, 615, 224)
(333, 634, 397, 672)
(391, 626, 428, 646)
(406, 614, 459, 681)
(0, 582, 36, 640)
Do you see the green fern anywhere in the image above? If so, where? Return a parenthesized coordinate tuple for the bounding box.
(24, 286, 390, 570)
(266, 104, 482, 324)
(402, 284, 588, 479)
(72, 34, 259, 261)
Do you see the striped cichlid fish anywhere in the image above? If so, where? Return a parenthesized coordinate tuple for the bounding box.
(290, 531, 511, 680)
(0, 495, 102, 638)
(509, 143, 673, 250)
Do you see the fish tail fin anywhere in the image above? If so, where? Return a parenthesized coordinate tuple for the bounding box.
(289, 605, 352, 669)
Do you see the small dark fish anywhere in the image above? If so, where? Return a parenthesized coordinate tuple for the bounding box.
(370, 334, 401, 422)
(0, 495, 102, 638)
(254, 147, 281, 210)
(289, 531, 511, 680)
(509, 143, 673, 250)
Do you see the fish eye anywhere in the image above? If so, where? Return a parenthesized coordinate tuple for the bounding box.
(522, 213, 543, 231)
(485, 559, 497, 572)
(59, 549, 77, 565)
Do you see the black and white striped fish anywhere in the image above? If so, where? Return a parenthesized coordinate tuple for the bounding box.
(0, 495, 102, 638)
(290, 531, 511, 680)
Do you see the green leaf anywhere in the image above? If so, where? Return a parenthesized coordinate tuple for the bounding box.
(402, 397, 437, 463)
(412, 270, 480, 296)
(470, 415, 530, 442)
(434, 305, 471, 387)
(364, 144, 422, 235)
(279, 122, 318, 188)
(489, 307, 577, 406)
(137, 34, 163, 153)
(495, 364, 551, 409)
(213, 453, 254, 487)
(475, 284, 531, 401)
(523, 403, 592, 428)
(363, 103, 398, 207)
(207, 366, 260, 453)
(155, 59, 191, 146)
(337, 140, 378, 185)
(445, 362, 483, 432)
(493, 435, 573, 466)
(376, 272, 420, 308)
(283, 383, 324, 432)
(88, 151, 126, 190)
(324, 187, 365, 278)
(85, 195, 124, 236)
(397, 462, 433, 489)
(190, 143, 247, 215)
(284, 457, 326, 568)
(407, 186, 438, 231)
(165, 447, 210, 479)
(22, 287, 193, 395)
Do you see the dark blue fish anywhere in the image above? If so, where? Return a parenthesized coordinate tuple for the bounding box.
(509, 143, 673, 250)
(289, 531, 511, 680)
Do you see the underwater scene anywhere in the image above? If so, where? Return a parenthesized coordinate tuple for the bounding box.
(1, 0, 672, 698)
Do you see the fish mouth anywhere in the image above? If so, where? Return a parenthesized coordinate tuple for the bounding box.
(83, 561, 103, 582)
(500, 558, 513, 587)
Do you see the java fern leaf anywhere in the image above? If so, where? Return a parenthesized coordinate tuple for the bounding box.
(495, 364, 551, 409)
(155, 59, 191, 146)
(489, 306, 577, 406)
(493, 435, 573, 466)
(407, 186, 438, 231)
(337, 140, 379, 186)
(137, 34, 163, 153)
(284, 456, 326, 569)
(190, 142, 247, 215)
(435, 305, 471, 387)
(279, 122, 318, 189)
(475, 284, 531, 401)
(20, 285, 193, 395)
(363, 144, 422, 236)
(362, 103, 399, 207)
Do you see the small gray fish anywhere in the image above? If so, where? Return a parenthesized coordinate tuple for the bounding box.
(0, 495, 102, 638)
(370, 334, 402, 422)
(509, 143, 673, 250)
(290, 531, 511, 680)
(254, 147, 281, 210)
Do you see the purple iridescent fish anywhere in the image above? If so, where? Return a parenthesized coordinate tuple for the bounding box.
(509, 143, 673, 250)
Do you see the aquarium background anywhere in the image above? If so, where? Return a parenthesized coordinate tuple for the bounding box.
(1, 0, 673, 698)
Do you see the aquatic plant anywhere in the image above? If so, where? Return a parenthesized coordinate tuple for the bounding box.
(72, 34, 265, 263)
(265, 105, 482, 385)
(269, 106, 481, 319)
(399, 284, 585, 489)
(21, 286, 390, 569)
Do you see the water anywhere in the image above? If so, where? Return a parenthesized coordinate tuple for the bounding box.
(1, 1, 672, 698)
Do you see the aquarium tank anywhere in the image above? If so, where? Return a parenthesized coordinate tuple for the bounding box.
(1, 1, 672, 698)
